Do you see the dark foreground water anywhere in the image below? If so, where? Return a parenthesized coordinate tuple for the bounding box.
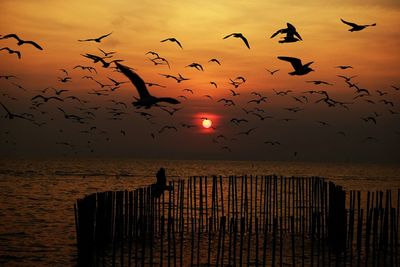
(0, 159, 399, 266)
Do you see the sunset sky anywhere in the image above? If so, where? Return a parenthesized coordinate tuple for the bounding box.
(0, 0, 399, 162)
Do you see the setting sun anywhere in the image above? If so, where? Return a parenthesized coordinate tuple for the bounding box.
(202, 118, 212, 129)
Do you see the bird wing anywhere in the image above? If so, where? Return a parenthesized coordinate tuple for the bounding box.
(239, 35, 250, 49)
(287, 23, 296, 31)
(277, 56, 303, 70)
(99, 32, 112, 40)
(24, 41, 43, 50)
(32, 95, 45, 101)
(270, 29, 283, 38)
(223, 33, 234, 39)
(341, 19, 358, 28)
(174, 39, 183, 49)
(116, 62, 151, 99)
(1, 34, 20, 41)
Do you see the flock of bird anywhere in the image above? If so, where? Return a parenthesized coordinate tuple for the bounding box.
(0, 18, 399, 157)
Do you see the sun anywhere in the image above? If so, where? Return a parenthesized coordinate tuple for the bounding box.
(202, 118, 212, 129)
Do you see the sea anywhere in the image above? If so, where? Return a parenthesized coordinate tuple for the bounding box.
(0, 158, 399, 266)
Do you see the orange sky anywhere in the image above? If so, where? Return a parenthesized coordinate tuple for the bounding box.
(0, 0, 399, 161)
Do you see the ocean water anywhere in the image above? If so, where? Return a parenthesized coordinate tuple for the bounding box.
(0, 158, 399, 266)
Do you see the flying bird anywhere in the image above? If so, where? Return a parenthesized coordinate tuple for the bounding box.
(208, 58, 221, 65)
(0, 34, 43, 50)
(160, 38, 183, 49)
(278, 56, 314, 75)
(270, 23, 302, 43)
(32, 95, 63, 102)
(266, 69, 280, 75)
(336, 65, 353, 69)
(223, 33, 250, 49)
(341, 19, 376, 32)
(0, 47, 21, 59)
(186, 62, 203, 71)
(116, 62, 180, 109)
(98, 48, 116, 56)
(1, 102, 33, 121)
(78, 32, 113, 42)
(306, 80, 332, 85)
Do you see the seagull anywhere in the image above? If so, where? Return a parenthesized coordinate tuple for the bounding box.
(270, 23, 302, 43)
(266, 69, 280, 75)
(0, 47, 21, 59)
(0, 34, 43, 50)
(98, 48, 116, 56)
(116, 62, 180, 109)
(0, 75, 17, 80)
(340, 19, 376, 32)
(160, 38, 183, 49)
(278, 56, 314, 75)
(237, 127, 257, 136)
(32, 95, 63, 102)
(208, 58, 221, 65)
(78, 32, 113, 42)
(82, 53, 123, 68)
(336, 65, 353, 69)
(306, 80, 332, 85)
(186, 63, 203, 71)
(223, 33, 250, 49)
(1, 102, 33, 121)
(210, 81, 218, 88)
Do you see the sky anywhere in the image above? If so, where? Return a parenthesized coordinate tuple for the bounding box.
(0, 0, 399, 162)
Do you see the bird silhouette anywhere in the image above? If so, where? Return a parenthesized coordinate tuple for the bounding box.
(210, 82, 218, 88)
(186, 63, 203, 71)
(0, 34, 43, 50)
(116, 62, 180, 109)
(270, 23, 302, 43)
(0, 75, 17, 80)
(32, 95, 63, 102)
(160, 38, 183, 49)
(208, 58, 221, 65)
(341, 19, 376, 32)
(0, 47, 21, 59)
(1, 103, 33, 121)
(307, 80, 332, 85)
(223, 33, 250, 49)
(278, 56, 314, 75)
(266, 69, 280, 75)
(78, 32, 113, 42)
(237, 127, 257, 136)
(336, 65, 353, 69)
(98, 48, 116, 56)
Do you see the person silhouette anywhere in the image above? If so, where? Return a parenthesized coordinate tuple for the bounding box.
(151, 167, 171, 198)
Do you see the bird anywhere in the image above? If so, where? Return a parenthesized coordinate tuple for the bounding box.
(230, 118, 248, 125)
(0, 47, 21, 59)
(160, 107, 181, 116)
(210, 82, 218, 88)
(145, 82, 166, 88)
(264, 141, 281, 146)
(1, 102, 33, 121)
(82, 53, 123, 68)
(340, 19, 376, 32)
(266, 69, 280, 75)
(98, 48, 116, 56)
(0, 75, 17, 80)
(270, 23, 302, 43)
(116, 62, 180, 109)
(158, 125, 178, 134)
(361, 116, 377, 124)
(208, 58, 221, 65)
(336, 65, 353, 69)
(229, 89, 240, 96)
(306, 80, 332, 85)
(58, 77, 71, 83)
(278, 56, 314, 75)
(237, 127, 257, 136)
(108, 77, 128, 86)
(223, 33, 250, 49)
(32, 95, 63, 102)
(0, 34, 43, 50)
(160, 38, 183, 49)
(78, 32, 113, 42)
(186, 63, 203, 71)
(182, 88, 194, 94)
